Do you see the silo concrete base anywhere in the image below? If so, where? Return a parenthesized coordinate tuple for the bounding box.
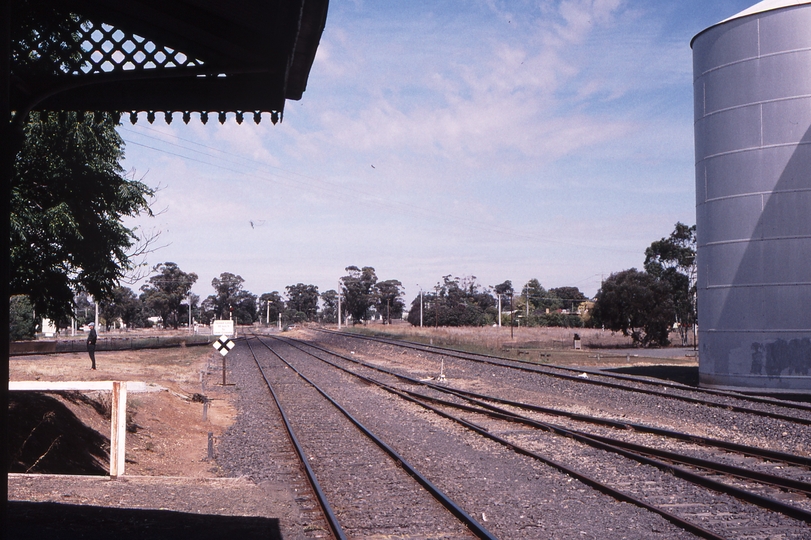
(699, 334, 811, 391)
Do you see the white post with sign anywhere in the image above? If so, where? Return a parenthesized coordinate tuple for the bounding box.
(212, 334, 236, 385)
(212, 319, 235, 337)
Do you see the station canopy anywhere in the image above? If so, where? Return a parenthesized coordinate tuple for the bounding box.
(9, 0, 330, 124)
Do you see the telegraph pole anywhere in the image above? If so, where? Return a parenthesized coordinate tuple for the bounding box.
(435, 283, 439, 329)
(419, 289, 423, 328)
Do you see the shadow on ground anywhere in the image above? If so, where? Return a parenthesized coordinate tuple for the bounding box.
(604, 365, 700, 386)
(8, 392, 109, 475)
(7, 501, 282, 540)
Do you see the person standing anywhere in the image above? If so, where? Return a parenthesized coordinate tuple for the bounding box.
(87, 322, 97, 370)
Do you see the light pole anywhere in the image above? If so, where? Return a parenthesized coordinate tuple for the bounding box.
(435, 282, 440, 329)
(337, 279, 342, 330)
(266, 300, 270, 325)
(510, 292, 514, 339)
(497, 291, 502, 328)
(416, 284, 423, 328)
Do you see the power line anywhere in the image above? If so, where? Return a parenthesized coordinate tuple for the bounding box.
(120, 126, 640, 254)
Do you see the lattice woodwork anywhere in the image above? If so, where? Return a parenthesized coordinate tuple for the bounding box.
(74, 19, 205, 75)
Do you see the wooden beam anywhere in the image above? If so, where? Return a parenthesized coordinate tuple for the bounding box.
(9, 381, 128, 477)
(109, 381, 127, 477)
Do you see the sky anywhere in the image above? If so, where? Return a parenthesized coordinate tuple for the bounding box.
(118, 0, 760, 304)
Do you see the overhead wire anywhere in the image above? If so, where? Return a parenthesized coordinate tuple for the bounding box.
(119, 124, 639, 254)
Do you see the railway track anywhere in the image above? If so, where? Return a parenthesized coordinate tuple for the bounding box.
(252, 331, 811, 539)
(314, 329, 811, 426)
(243, 334, 494, 539)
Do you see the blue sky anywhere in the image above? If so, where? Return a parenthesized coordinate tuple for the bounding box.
(119, 0, 758, 303)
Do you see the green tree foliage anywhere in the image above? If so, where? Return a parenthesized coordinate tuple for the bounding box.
(99, 286, 144, 330)
(375, 280, 405, 324)
(512, 280, 589, 326)
(341, 266, 378, 324)
(140, 263, 198, 329)
(319, 289, 339, 324)
(208, 272, 257, 324)
(12, 2, 85, 78)
(548, 287, 588, 312)
(522, 278, 548, 312)
(232, 290, 259, 324)
(407, 276, 494, 327)
(285, 283, 319, 322)
(494, 280, 513, 299)
(72, 292, 94, 327)
(10, 296, 37, 341)
(591, 269, 675, 346)
(259, 292, 285, 325)
(645, 222, 697, 344)
(11, 111, 154, 321)
(210, 272, 244, 319)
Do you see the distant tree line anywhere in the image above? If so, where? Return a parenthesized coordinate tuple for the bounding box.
(10, 224, 694, 348)
(404, 276, 589, 328)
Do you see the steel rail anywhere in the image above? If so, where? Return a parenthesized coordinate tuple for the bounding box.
(404, 389, 811, 498)
(315, 329, 811, 425)
(266, 335, 727, 540)
(332, 329, 811, 412)
(299, 335, 811, 469)
(274, 335, 811, 530)
(250, 334, 497, 540)
(243, 337, 346, 540)
(274, 335, 811, 525)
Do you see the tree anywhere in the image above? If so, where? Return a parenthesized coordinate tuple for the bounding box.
(522, 278, 548, 312)
(259, 292, 285, 325)
(341, 266, 378, 324)
(319, 290, 339, 323)
(11, 111, 155, 322)
(208, 272, 257, 324)
(73, 292, 94, 327)
(493, 280, 514, 326)
(407, 276, 494, 327)
(591, 269, 675, 347)
(645, 222, 697, 345)
(99, 286, 150, 330)
(210, 272, 245, 320)
(231, 290, 258, 325)
(548, 287, 588, 312)
(140, 263, 198, 329)
(99, 286, 140, 330)
(376, 280, 405, 324)
(10, 296, 37, 341)
(285, 283, 319, 322)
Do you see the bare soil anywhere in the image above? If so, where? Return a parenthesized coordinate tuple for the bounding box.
(6, 343, 298, 540)
(9, 344, 235, 477)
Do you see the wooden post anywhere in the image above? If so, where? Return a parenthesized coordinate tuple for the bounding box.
(109, 381, 127, 477)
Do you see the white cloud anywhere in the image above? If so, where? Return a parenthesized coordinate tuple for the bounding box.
(119, 0, 742, 299)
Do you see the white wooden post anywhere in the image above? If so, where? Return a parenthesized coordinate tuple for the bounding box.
(10, 381, 130, 477)
(109, 381, 127, 477)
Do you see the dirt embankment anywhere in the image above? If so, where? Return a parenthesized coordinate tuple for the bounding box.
(8, 345, 235, 477)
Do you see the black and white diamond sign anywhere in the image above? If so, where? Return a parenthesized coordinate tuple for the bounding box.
(213, 335, 236, 356)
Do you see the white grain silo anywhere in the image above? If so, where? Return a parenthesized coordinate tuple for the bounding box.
(692, 0, 811, 390)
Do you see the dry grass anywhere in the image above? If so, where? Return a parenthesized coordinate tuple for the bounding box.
(337, 323, 695, 367)
(9, 343, 212, 391)
(346, 323, 630, 350)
